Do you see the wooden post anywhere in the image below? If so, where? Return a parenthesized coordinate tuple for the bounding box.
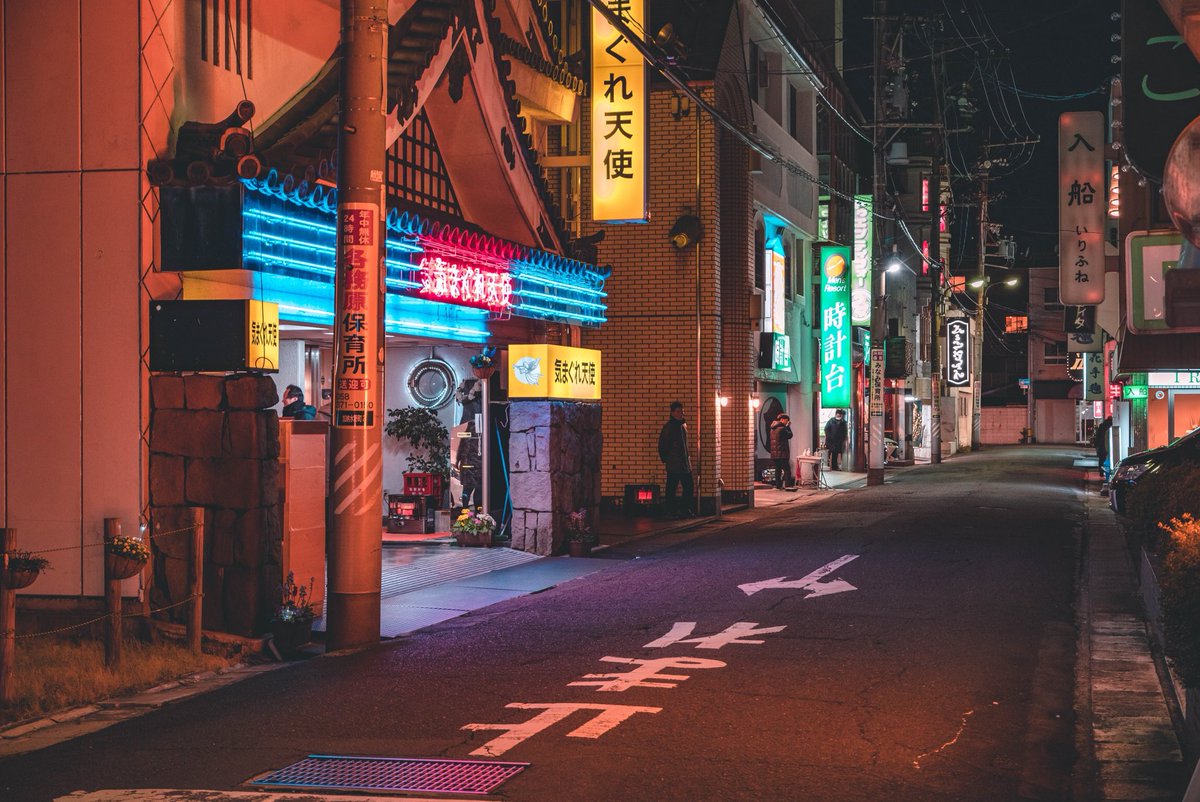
(188, 508, 204, 654)
(104, 518, 122, 668)
(1, 528, 17, 704)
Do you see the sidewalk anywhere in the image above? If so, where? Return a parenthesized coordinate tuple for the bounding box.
(1079, 465, 1187, 800)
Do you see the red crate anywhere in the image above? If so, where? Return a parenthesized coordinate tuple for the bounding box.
(403, 472, 445, 499)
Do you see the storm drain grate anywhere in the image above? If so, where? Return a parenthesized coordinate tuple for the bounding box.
(248, 754, 528, 795)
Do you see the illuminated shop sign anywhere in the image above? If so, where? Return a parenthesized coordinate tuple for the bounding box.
(820, 246, 852, 408)
(818, 198, 829, 240)
(1058, 111, 1105, 305)
(508, 344, 602, 400)
(764, 245, 786, 334)
(591, 0, 647, 222)
(852, 195, 873, 326)
(416, 255, 513, 311)
(334, 204, 381, 428)
(1084, 352, 1104, 401)
(758, 332, 791, 370)
(1148, 371, 1200, 387)
(946, 319, 970, 387)
(1123, 385, 1149, 399)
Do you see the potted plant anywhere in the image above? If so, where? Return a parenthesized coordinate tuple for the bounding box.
(566, 508, 595, 557)
(2, 550, 50, 590)
(451, 507, 497, 547)
(105, 535, 151, 581)
(470, 347, 498, 379)
(385, 406, 451, 504)
(271, 572, 316, 656)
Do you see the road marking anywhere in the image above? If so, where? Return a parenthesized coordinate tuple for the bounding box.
(568, 656, 726, 691)
(738, 554, 860, 598)
(463, 703, 661, 757)
(644, 621, 786, 649)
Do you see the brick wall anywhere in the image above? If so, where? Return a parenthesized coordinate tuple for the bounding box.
(980, 405, 1028, 445)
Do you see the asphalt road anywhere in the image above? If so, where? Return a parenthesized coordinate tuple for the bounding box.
(0, 446, 1084, 801)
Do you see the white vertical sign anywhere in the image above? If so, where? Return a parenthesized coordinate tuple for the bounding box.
(1059, 112, 1105, 304)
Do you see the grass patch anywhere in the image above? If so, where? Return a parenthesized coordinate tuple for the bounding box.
(0, 637, 236, 726)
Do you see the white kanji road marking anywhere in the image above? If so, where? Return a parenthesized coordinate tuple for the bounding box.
(567, 656, 726, 692)
(462, 702, 661, 757)
(643, 621, 787, 649)
(738, 554, 860, 598)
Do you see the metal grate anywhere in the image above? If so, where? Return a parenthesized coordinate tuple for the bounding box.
(248, 754, 528, 795)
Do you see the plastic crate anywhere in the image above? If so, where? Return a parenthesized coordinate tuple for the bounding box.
(403, 472, 445, 499)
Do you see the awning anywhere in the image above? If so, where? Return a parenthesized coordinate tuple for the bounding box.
(1116, 327, 1200, 374)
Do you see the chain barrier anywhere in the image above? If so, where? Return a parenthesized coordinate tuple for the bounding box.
(0, 594, 202, 640)
(2, 523, 199, 558)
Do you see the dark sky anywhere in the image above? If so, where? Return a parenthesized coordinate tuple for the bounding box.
(842, 0, 1119, 269)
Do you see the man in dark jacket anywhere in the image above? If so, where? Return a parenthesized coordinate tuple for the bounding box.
(658, 401, 694, 518)
(824, 409, 848, 471)
(281, 384, 316, 420)
(769, 413, 794, 489)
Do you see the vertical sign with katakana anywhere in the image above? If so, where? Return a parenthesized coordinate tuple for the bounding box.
(333, 203, 381, 428)
(820, 247, 852, 408)
(1059, 112, 1105, 305)
(946, 319, 971, 387)
(851, 195, 874, 325)
(591, 0, 647, 222)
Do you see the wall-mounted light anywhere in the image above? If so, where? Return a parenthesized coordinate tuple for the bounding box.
(750, 397, 761, 409)
(670, 215, 704, 250)
(717, 395, 729, 408)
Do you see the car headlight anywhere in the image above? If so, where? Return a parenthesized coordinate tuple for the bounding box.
(1114, 463, 1150, 482)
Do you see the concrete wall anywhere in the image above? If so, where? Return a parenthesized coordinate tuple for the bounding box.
(980, 406, 1027, 446)
(1, 1, 143, 596)
(1036, 399, 1078, 444)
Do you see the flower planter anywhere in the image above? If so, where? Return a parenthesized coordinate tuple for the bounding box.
(471, 365, 496, 380)
(454, 529, 494, 547)
(568, 540, 591, 558)
(1, 566, 41, 590)
(105, 552, 146, 581)
(271, 617, 314, 656)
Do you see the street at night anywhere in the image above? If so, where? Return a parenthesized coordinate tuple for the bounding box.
(2, 448, 1096, 800)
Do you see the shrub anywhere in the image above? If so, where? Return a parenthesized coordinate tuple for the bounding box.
(1124, 463, 1200, 552)
(1159, 514, 1200, 686)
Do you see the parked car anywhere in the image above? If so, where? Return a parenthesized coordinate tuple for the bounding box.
(1110, 426, 1200, 514)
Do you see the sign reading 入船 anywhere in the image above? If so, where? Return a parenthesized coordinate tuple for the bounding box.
(591, 0, 647, 222)
(819, 247, 852, 408)
(1059, 111, 1105, 305)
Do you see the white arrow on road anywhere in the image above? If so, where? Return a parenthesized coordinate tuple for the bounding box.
(738, 554, 860, 598)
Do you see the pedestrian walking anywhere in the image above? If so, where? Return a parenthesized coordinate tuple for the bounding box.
(824, 409, 848, 471)
(658, 401, 694, 518)
(769, 413, 794, 489)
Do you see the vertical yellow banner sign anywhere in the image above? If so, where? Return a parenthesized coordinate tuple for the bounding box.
(591, 0, 648, 222)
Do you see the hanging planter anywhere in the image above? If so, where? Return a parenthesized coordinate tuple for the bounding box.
(1, 552, 50, 590)
(104, 536, 151, 581)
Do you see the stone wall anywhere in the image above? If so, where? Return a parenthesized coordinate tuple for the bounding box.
(148, 373, 282, 636)
(509, 401, 601, 556)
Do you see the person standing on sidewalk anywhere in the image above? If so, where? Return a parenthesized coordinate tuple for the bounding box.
(824, 409, 847, 471)
(769, 413, 794, 489)
(1094, 415, 1113, 487)
(658, 401, 694, 518)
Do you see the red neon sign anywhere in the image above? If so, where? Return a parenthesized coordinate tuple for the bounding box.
(417, 255, 513, 311)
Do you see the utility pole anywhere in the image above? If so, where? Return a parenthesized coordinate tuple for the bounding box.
(327, 0, 387, 652)
(868, 0, 886, 486)
(929, 150, 942, 464)
(972, 165, 989, 451)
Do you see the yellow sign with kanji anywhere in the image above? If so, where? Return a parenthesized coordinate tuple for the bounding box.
(245, 300, 280, 371)
(508, 344, 602, 401)
(591, 0, 647, 222)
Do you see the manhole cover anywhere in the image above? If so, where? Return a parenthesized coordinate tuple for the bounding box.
(248, 754, 528, 795)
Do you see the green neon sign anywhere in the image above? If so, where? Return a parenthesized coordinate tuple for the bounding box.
(820, 246, 852, 408)
(1123, 385, 1149, 399)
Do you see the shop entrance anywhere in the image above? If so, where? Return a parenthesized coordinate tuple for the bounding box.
(1148, 389, 1200, 447)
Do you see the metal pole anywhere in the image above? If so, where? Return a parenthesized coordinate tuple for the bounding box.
(188, 507, 204, 655)
(104, 518, 122, 668)
(867, 0, 886, 486)
(929, 152, 942, 464)
(695, 98, 703, 516)
(327, 0, 387, 651)
(0, 529, 15, 703)
(973, 169, 989, 450)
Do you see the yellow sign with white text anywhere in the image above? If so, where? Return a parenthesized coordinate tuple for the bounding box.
(508, 344, 602, 401)
(591, 0, 647, 222)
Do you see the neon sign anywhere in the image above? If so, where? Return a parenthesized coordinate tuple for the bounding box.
(946, 319, 970, 387)
(417, 255, 513, 310)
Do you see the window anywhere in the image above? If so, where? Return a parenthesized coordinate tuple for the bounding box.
(1043, 286, 1062, 310)
(201, 0, 253, 77)
(788, 84, 798, 139)
(1043, 340, 1069, 365)
(783, 238, 793, 298)
(748, 42, 760, 102)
